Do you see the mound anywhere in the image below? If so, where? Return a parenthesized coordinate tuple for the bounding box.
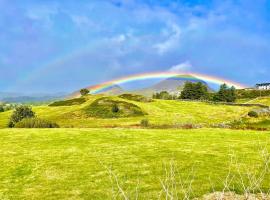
(49, 97, 86, 106)
(118, 94, 152, 102)
(84, 97, 146, 118)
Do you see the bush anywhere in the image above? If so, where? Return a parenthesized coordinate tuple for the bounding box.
(15, 118, 59, 128)
(111, 104, 119, 113)
(140, 119, 149, 127)
(8, 105, 35, 127)
(0, 106, 4, 112)
(248, 110, 259, 118)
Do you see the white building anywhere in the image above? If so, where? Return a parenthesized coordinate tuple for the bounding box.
(256, 83, 270, 90)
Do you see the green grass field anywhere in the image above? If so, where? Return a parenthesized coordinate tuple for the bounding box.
(0, 95, 258, 128)
(1, 96, 270, 199)
(0, 128, 269, 199)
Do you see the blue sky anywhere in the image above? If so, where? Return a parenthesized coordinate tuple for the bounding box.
(0, 0, 270, 93)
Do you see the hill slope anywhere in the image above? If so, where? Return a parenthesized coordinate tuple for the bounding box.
(0, 95, 258, 128)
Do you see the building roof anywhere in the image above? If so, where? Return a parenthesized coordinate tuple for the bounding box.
(256, 83, 270, 86)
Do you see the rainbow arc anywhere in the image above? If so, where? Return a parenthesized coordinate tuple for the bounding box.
(84, 72, 247, 94)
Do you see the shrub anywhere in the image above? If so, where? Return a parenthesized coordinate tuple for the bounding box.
(140, 119, 149, 127)
(111, 104, 119, 113)
(248, 110, 259, 118)
(0, 106, 4, 112)
(8, 105, 35, 127)
(15, 118, 59, 128)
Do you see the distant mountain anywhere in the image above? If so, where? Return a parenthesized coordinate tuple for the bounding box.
(71, 75, 212, 98)
(0, 92, 67, 103)
(133, 75, 211, 97)
(95, 85, 125, 95)
(0, 92, 23, 99)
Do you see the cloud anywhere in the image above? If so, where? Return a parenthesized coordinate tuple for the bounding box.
(168, 61, 192, 73)
(154, 23, 181, 55)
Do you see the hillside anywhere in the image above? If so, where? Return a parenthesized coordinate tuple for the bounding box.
(0, 94, 259, 128)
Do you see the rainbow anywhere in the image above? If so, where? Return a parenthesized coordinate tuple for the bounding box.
(82, 72, 247, 95)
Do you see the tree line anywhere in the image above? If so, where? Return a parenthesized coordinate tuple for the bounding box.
(153, 82, 237, 102)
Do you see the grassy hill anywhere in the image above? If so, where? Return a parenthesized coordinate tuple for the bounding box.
(0, 128, 269, 199)
(0, 95, 258, 128)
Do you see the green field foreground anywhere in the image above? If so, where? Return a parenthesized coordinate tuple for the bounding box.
(0, 128, 269, 199)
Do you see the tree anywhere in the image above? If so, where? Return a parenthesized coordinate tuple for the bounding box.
(8, 105, 35, 127)
(80, 88, 90, 96)
(213, 84, 236, 102)
(180, 82, 208, 100)
(0, 106, 4, 112)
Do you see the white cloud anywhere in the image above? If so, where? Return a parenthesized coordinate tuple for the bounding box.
(168, 61, 192, 72)
(154, 23, 181, 55)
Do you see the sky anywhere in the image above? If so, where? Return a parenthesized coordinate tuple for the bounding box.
(0, 0, 270, 93)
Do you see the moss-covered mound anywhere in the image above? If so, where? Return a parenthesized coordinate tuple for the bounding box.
(49, 98, 86, 107)
(118, 94, 152, 102)
(84, 97, 146, 118)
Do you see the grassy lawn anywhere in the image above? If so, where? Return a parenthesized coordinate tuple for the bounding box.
(0, 128, 269, 199)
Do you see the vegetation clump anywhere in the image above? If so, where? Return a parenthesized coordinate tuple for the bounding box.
(152, 91, 177, 100)
(180, 82, 209, 100)
(111, 104, 119, 113)
(236, 89, 270, 99)
(213, 83, 236, 102)
(140, 119, 149, 127)
(119, 94, 152, 102)
(8, 105, 35, 127)
(85, 97, 146, 118)
(248, 110, 259, 118)
(49, 98, 86, 106)
(80, 88, 90, 96)
(15, 118, 59, 128)
(0, 106, 4, 112)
